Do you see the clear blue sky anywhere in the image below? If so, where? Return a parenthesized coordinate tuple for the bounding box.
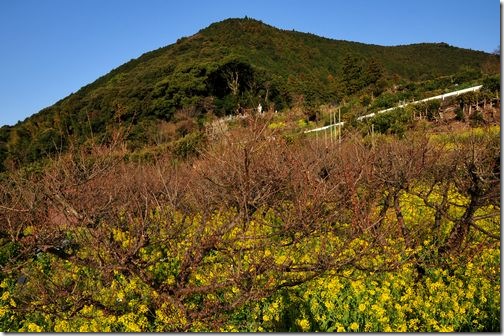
(0, 0, 500, 127)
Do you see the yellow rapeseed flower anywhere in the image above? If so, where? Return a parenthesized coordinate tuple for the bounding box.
(297, 318, 310, 331)
(408, 319, 419, 330)
(310, 299, 319, 311)
(380, 292, 390, 301)
(1, 291, 10, 301)
(80, 305, 94, 315)
(379, 316, 389, 324)
(438, 325, 454, 332)
(275, 255, 287, 265)
(397, 323, 407, 332)
(138, 304, 149, 314)
(27, 323, 43, 332)
(324, 300, 334, 310)
(350, 322, 359, 331)
(358, 303, 366, 312)
(125, 321, 141, 332)
(54, 320, 70, 332)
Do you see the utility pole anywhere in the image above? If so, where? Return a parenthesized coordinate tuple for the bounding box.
(330, 109, 334, 145)
(371, 123, 375, 147)
(332, 109, 336, 144)
(333, 109, 336, 143)
(338, 107, 341, 143)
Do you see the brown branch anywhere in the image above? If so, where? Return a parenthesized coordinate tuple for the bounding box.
(0, 205, 29, 212)
(472, 211, 500, 222)
(469, 221, 500, 240)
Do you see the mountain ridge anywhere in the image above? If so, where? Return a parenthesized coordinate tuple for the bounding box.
(0, 17, 499, 170)
(56, 18, 496, 103)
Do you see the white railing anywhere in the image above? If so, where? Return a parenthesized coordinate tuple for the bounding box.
(304, 84, 483, 132)
(356, 85, 482, 121)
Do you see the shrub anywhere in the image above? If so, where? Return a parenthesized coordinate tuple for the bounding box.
(172, 131, 205, 159)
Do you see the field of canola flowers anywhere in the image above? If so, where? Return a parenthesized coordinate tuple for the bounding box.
(0, 186, 499, 332)
(234, 246, 499, 332)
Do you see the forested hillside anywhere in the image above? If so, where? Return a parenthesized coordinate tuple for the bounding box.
(0, 18, 499, 170)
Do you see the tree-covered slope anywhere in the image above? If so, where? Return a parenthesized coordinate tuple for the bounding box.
(0, 18, 499, 170)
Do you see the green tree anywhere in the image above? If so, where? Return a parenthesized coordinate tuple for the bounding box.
(482, 75, 500, 94)
(364, 58, 383, 86)
(341, 55, 364, 95)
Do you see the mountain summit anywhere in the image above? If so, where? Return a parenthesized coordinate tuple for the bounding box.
(0, 17, 499, 169)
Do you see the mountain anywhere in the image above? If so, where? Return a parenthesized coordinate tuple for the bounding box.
(0, 17, 499, 170)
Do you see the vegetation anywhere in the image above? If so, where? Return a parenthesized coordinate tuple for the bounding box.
(0, 18, 499, 171)
(0, 112, 500, 331)
(0, 17, 500, 332)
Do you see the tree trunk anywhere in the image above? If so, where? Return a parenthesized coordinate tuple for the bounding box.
(440, 197, 478, 254)
(393, 192, 410, 246)
(375, 191, 391, 235)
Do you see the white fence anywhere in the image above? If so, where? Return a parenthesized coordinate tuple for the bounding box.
(303, 84, 483, 133)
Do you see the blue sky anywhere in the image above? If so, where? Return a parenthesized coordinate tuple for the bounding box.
(0, 0, 500, 126)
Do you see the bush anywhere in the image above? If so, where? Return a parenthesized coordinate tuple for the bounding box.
(469, 111, 485, 126)
(425, 100, 441, 121)
(172, 131, 205, 159)
(455, 107, 464, 121)
(372, 108, 412, 136)
(482, 75, 500, 94)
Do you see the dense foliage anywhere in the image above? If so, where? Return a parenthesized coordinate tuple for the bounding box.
(0, 18, 499, 171)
